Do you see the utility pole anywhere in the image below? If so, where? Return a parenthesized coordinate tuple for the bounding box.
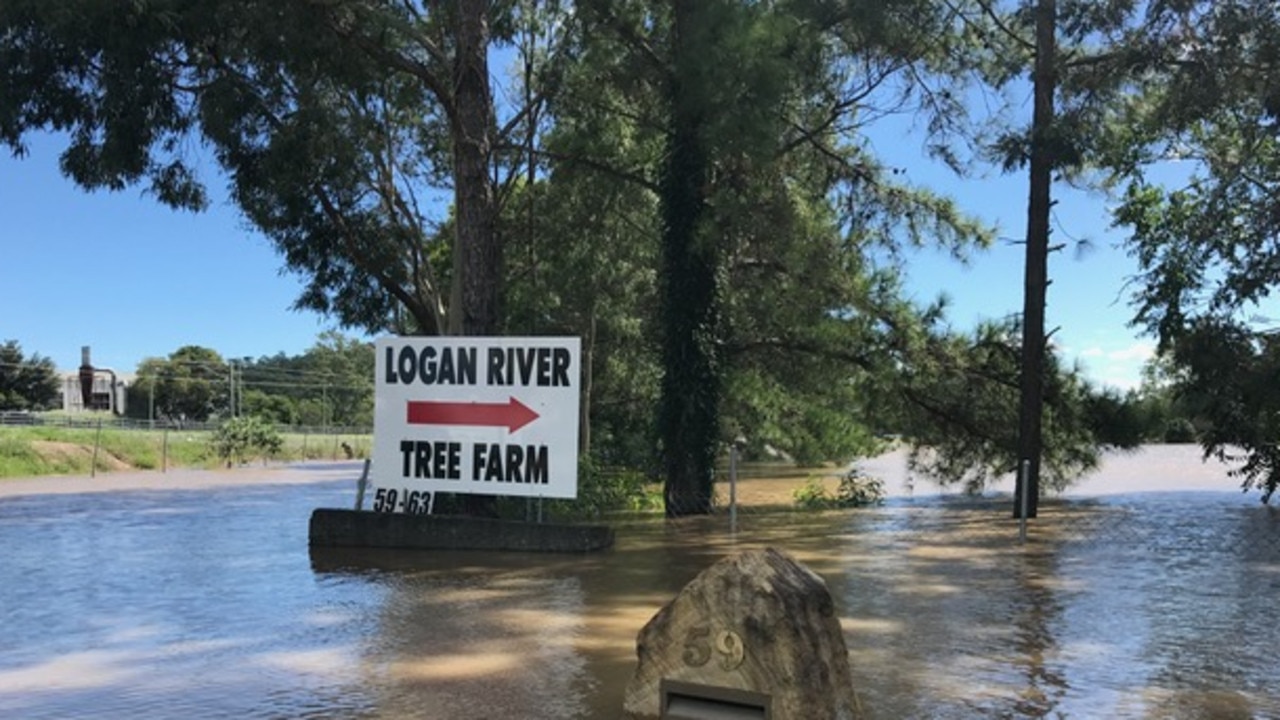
(1015, 0, 1056, 520)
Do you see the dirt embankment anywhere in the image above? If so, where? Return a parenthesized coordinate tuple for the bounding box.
(30, 441, 132, 471)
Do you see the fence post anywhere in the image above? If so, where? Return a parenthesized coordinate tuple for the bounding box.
(1018, 458, 1030, 544)
(354, 458, 371, 510)
(162, 427, 169, 473)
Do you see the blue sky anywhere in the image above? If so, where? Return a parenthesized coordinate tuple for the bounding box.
(866, 118, 1159, 391)
(0, 132, 340, 375)
(2, 120, 1156, 389)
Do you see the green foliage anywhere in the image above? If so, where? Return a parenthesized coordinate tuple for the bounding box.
(0, 435, 42, 476)
(135, 346, 227, 423)
(127, 333, 374, 429)
(299, 331, 375, 426)
(239, 389, 298, 426)
(1101, 0, 1280, 501)
(499, 174, 661, 470)
(545, 457, 662, 521)
(1083, 353, 1203, 445)
(1163, 418, 1198, 444)
(209, 416, 283, 467)
(792, 468, 885, 510)
(238, 331, 374, 427)
(9, 0, 1218, 510)
(0, 0, 521, 336)
(0, 340, 59, 410)
(792, 477, 836, 510)
(1081, 388, 1147, 449)
(568, 0, 995, 515)
(1159, 320, 1280, 501)
(881, 319, 1108, 494)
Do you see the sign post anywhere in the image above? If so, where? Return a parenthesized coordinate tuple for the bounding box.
(371, 337, 581, 510)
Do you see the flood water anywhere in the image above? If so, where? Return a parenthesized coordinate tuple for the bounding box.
(2, 448, 1279, 719)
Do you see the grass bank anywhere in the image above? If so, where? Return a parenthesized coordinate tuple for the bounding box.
(0, 426, 371, 478)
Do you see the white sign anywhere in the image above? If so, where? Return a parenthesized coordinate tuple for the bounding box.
(372, 336, 581, 500)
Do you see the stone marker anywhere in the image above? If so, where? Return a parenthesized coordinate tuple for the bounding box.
(623, 547, 861, 719)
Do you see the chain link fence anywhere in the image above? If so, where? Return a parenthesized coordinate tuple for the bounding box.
(9, 410, 1279, 563)
(0, 410, 373, 475)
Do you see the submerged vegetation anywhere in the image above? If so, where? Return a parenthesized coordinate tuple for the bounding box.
(793, 468, 887, 511)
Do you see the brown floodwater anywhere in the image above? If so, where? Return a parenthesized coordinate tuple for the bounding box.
(2, 448, 1279, 719)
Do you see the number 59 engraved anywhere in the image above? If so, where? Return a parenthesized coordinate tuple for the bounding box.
(682, 625, 745, 670)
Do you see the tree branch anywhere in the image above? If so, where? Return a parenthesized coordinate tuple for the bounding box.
(505, 144, 660, 193)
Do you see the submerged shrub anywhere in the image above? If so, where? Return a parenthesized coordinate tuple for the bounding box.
(794, 466, 885, 510)
(210, 416, 283, 466)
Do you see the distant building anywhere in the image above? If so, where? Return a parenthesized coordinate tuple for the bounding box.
(58, 346, 131, 415)
(60, 372, 130, 414)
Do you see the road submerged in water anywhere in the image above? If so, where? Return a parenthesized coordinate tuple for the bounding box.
(1, 447, 1278, 719)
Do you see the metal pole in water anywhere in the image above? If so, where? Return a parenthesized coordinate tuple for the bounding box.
(354, 458, 371, 511)
(1019, 458, 1030, 544)
(729, 445, 739, 533)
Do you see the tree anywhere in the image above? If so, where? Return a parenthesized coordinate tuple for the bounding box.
(294, 331, 375, 427)
(1010, 0, 1056, 519)
(2, 1, 538, 517)
(239, 389, 299, 426)
(571, 0, 995, 515)
(499, 160, 663, 471)
(3, 0, 1134, 513)
(0, 1, 533, 338)
(210, 415, 283, 467)
(943, 0, 1178, 514)
(1129, 353, 1200, 443)
(873, 317, 1131, 494)
(0, 340, 59, 411)
(1104, 0, 1280, 502)
(135, 346, 227, 423)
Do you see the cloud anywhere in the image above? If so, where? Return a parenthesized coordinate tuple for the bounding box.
(1070, 340, 1156, 391)
(1106, 341, 1156, 362)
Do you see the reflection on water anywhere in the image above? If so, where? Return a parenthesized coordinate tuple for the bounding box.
(2, 468, 1279, 718)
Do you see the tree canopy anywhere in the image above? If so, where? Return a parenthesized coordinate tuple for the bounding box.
(133, 346, 228, 423)
(0, 340, 59, 411)
(126, 333, 375, 428)
(9, 0, 1279, 508)
(1100, 0, 1280, 502)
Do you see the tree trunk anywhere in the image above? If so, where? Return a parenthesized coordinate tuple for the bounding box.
(450, 0, 500, 517)
(659, 0, 719, 517)
(450, 0, 499, 338)
(581, 307, 595, 457)
(1015, 0, 1056, 520)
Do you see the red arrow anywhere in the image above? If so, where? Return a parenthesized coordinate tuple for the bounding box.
(406, 397, 539, 433)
